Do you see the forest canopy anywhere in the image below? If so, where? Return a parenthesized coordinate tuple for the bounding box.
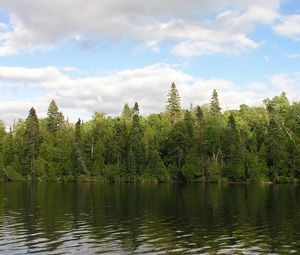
(0, 83, 299, 183)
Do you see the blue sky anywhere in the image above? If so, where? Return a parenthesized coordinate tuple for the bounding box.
(0, 0, 299, 124)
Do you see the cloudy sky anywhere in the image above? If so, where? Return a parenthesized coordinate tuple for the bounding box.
(0, 0, 299, 124)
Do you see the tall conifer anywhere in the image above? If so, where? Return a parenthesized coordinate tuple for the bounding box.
(166, 82, 181, 125)
(210, 89, 221, 115)
(47, 100, 64, 134)
(24, 107, 40, 178)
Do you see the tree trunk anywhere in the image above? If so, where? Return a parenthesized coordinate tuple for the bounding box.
(73, 140, 90, 176)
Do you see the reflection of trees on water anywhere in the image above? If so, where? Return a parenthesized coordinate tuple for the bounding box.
(0, 183, 299, 253)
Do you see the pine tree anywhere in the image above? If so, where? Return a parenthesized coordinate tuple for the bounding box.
(223, 113, 244, 181)
(130, 102, 144, 176)
(132, 102, 139, 115)
(47, 100, 64, 134)
(210, 89, 221, 115)
(121, 102, 132, 119)
(166, 82, 181, 125)
(195, 106, 205, 128)
(75, 118, 82, 145)
(24, 107, 40, 179)
(184, 110, 194, 141)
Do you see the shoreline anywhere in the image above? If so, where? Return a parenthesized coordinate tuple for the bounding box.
(0, 178, 297, 184)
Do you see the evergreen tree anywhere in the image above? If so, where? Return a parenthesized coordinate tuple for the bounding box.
(195, 106, 205, 128)
(223, 113, 244, 181)
(184, 110, 194, 140)
(129, 102, 144, 177)
(47, 100, 64, 134)
(210, 89, 221, 115)
(166, 82, 181, 125)
(75, 118, 82, 145)
(0, 92, 298, 183)
(24, 107, 40, 179)
(122, 102, 132, 119)
(162, 122, 187, 180)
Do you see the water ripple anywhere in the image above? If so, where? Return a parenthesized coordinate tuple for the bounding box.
(0, 183, 299, 254)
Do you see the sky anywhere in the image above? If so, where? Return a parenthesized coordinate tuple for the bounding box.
(0, 0, 299, 125)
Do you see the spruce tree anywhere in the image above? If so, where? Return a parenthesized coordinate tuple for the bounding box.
(121, 102, 132, 119)
(47, 100, 64, 134)
(195, 106, 205, 128)
(130, 102, 144, 176)
(24, 107, 40, 178)
(75, 118, 82, 145)
(210, 89, 221, 115)
(184, 110, 194, 140)
(223, 113, 244, 181)
(166, 82, 181, 125)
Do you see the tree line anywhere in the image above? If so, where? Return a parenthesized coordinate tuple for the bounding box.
(0, 82, 299, 182)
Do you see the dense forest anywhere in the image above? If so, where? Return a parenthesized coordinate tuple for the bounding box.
(0, 83, 299, 183)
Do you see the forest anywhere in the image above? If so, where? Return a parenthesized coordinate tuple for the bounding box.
(0, 83, 299, 183)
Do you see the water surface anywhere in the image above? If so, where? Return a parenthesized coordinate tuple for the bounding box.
(0, 183, 299, 254)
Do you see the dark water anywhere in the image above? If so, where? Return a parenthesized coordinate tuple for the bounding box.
(0, 183, 299, 254)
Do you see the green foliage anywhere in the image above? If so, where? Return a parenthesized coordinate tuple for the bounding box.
(0, 90, 298, 183)
(122, 102, 132, 119)
(147, 148, 168, 181)
(223, 114, 244, 181)
(76, 174, 90, 182)
(166, 82, 181, 125)
(47, 100, 64, 134)
(210, 89, 221, 115)
(3, 166, 23, 181)
(24, 107, 40, 179)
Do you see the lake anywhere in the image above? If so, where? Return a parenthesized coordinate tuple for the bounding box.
(0, 183, 299, 254)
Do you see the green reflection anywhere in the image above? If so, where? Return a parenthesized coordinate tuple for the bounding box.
(0, 183, 299, 254)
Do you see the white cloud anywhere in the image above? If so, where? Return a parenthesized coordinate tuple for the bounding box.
(0, 66, 64, 82)
(172, 34, 258, 57)
(0, 0, 281, 56)
(145, 40, 160, 53)
(1, 63, 298, 126)
(0, 100, 41, 127)
(269, 73, 300, 102)
(274, 14, 300, 39)
(61, 66, 81, 73)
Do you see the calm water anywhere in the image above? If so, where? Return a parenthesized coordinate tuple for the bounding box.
(0, 183, 299, 254)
